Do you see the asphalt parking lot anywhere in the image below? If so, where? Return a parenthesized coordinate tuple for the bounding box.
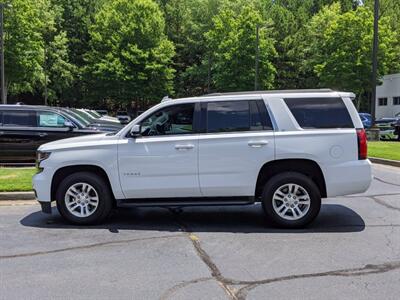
(1, 164, 399, 300)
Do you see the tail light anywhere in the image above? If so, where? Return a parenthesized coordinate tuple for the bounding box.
(356, 128, 367, 160)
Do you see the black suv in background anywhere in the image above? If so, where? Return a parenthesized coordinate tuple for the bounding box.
(0, 105, 112, 163)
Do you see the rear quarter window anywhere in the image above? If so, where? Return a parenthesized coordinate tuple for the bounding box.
(2, 110, 37, 127)
(284, 98, 354, 129)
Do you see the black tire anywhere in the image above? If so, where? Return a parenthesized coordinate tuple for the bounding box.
(56, 172, 113, 225)
(261, 172, 321, 228)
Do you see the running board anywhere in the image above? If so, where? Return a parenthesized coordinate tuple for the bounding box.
(116, 197, 255, 208)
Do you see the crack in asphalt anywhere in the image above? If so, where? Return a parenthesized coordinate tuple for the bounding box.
(0, 234, 183, 260)
(167, 208, 238, 300)
(373, 176, 400, 188)
(234, 260, 400, 299)
(344, 192, 400, 199)
(164, 207, 400, 300)
(369, 196, 400, 212)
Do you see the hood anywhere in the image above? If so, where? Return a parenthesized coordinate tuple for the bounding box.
(38, 133, 117, 152)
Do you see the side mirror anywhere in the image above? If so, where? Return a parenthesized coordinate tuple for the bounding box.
(64, 120, 75, 130)
(129, 124, 141, 137)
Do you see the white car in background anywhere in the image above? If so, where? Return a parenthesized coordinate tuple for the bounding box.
(79, 109, 120, 123)
(116, 111, 132, 124)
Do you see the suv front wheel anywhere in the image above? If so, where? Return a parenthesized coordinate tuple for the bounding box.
(56, 172, 113, 225)
(262, 172, 321, 228)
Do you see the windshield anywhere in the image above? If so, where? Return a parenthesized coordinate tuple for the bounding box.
(58, 109, 87, 128)
(64, 109, 91, 126)
(71, 109, 96, 123)
(85, 110, 101, 119)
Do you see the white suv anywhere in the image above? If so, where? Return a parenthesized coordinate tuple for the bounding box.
(33, 89, 372, 228)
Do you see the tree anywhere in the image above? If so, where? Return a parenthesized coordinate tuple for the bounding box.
(84, 0, 175, 106)
(41, 1, 75, 104)
(51, 0, 104, 103)
(205, 4, 276, 92)
(296, 4, 399, 110)
(3, 0, 50, 100)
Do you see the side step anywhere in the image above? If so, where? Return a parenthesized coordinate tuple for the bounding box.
(116, 196, 255, 208)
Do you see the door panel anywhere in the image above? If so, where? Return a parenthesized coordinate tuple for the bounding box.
(0, 110, 38, 162)
(198, 132, 274, 196)
(0, 129, 42, 162)
(118, 135, 200, 198)
(118, 102, 200, 199)
(198, 99, 275, 197)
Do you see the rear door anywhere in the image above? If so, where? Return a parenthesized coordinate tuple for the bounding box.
(0, 110, 39, 162)
(198, 99, 275, 197)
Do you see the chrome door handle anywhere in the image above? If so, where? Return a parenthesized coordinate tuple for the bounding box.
(175, 144, 194, 150)
(248, 140, 269, 148)
(38, 132, 48, 138)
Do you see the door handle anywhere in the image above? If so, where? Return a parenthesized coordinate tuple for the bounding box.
(38, 132, 48, 138)
(175, 144, 194, 150)
(248, 140, 269, 148)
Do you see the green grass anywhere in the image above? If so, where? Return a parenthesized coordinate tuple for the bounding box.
(368, 141, 400, 161)
(0, 168, 36, 192)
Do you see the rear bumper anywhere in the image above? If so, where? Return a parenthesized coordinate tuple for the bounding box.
(323, 159, 372, 197)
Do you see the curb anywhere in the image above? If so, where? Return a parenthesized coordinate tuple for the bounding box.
(0, 191, 35, 201)
(370, 157, 400, 168)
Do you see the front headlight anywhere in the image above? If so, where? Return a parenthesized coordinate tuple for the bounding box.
(36, 151, 51, 170)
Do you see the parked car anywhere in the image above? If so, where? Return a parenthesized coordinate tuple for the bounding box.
(95, 109, 108, 116)
(33, 89, 372, 228)
(68, 108, 123, 131)
(74, 108, 120, 125)
(59, 108, 122, 132)
(116, 111, 131, 124)
(358, 113, 372, 129)
(78, 109, 120, 124)
(375, 117, 398, 140)
(393, 118, 400, 141)
(0, 105, 109, 163)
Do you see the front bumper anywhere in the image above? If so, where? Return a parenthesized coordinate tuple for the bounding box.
(38, 201, 52, 214)
(33, 166, 54, 214)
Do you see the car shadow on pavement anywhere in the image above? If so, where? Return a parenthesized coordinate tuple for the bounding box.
(20, 203, 365, 233)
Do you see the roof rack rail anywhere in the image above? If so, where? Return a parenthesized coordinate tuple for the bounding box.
(205, 89, 334, 96)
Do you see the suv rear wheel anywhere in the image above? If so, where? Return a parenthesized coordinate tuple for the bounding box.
(56, 172, 113, 225)
(261, 172, 321, 228)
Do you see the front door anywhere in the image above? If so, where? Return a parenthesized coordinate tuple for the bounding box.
(118, 103, 201, 198)
(35, 110, 78, 144)
(198, 99, 275, 197)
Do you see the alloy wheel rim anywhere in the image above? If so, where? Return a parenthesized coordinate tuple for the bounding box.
(272, 183, 311, 221)
(64, 182, 99, 218)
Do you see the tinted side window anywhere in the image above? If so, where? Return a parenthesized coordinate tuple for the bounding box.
(206, 100, 272, 133)
(140, 103, 195, 136)
(37, 111, 66, 128)
(207, 101, 250, 133)
(3, 110, 37, 127)
(284, 98, 354, 129)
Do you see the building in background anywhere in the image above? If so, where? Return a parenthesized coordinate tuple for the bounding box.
(376, 73, 400, 119)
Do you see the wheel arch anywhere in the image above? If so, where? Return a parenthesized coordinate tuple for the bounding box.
(255, 159, 327, 199)
(51, 165, 116, 204)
